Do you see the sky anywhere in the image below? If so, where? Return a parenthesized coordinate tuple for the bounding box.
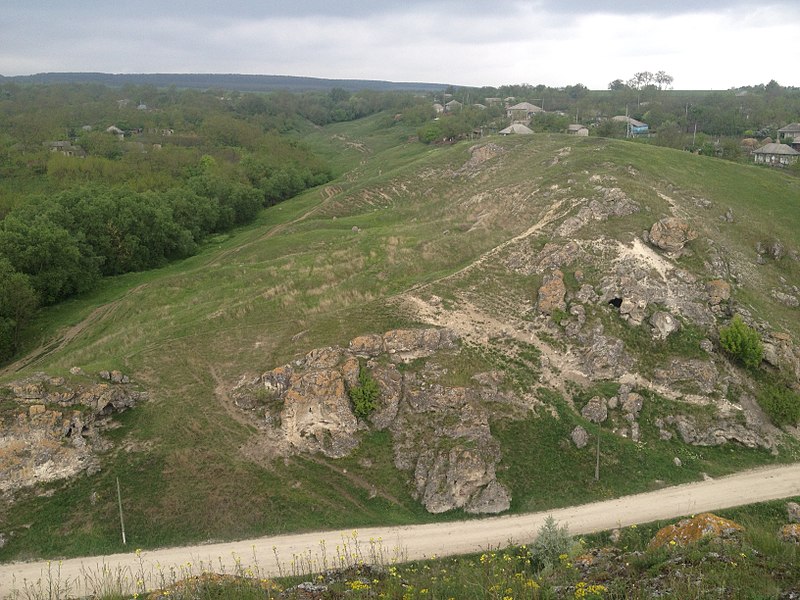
(2, 1, 798, 90)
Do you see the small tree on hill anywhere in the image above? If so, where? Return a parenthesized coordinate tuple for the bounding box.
(348, 363, 380, 419)
(720, 315, 763, 369)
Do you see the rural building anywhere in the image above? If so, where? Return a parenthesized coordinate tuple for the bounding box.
(752, 142, 800, 167)
(567, 124, 589, 136)
(506, 102, 543, 122)
(432, 103, 444, 114)
(444, 100, 463, 112)
(777, 123, 800, 149)
(612, 116, 649, 135)
(499, 123, 533, 135)
(43, 141, 86, 157)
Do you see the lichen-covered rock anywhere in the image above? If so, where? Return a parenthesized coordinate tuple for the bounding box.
(649, 217, 698, 254)
(537, 270, 566, 315)
(780, 523, 800, 543)
(660, 415, 768, 449)
(706, 279, 731, 307)
(581, 396, 608, 423)
(348, 334, 384, 357)
(649, 513, 743, 549)
(787, 501, 800, 523)
(280, 369, 358, 458)
(650, 311, 681, 340)
(654, 359, 718, 394)
(571, 425, 589, 448)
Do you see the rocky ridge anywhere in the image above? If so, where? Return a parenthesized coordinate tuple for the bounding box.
(231, 328, 517, 514)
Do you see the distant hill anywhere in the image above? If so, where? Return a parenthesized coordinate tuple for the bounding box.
(0, 72, 449, 93)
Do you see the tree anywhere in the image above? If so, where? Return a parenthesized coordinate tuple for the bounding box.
(0, 258, 38, 361)
(655, 71, 674, 90)
(608, 79, 628, 91)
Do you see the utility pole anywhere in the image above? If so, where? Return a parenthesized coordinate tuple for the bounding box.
(594, 422, 601, 481)
(116, 477, 127, 545)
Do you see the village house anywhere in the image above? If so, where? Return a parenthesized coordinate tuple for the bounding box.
(432, 103, 444, 114)
(567, 124, 589, 136)
(444, 99, 463, 112)
(612, 116, 649, 136)
(506, 102, 543, 122)
(43, 141, 86, 157)
(752, 142, 800, 167)
(777, 123, 800, 150)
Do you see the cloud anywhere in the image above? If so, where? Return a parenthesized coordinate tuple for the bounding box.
(0, 1, 798, 88)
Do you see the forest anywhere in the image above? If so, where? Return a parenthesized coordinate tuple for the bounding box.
(0, 82, 416, 361)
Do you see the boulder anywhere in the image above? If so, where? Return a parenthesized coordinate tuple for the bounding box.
(581, 396, 608, 423)
(706, 279, 731, 306)
(649, 513, 743, 549)
(537, 270, 567, 315)
(787, 501, 800, 523)
(650, 311, 681, 340)
(619, 297, 647, 326)
(571, 425, 589, 448)
(779, 524, 800, 544)
(654, 359, 718, 394)
(648, 217, 697, 254)
(465, 480, 511, 514)
(621, 392, 644, 419)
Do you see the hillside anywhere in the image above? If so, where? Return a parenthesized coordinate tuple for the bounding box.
(1, 115, 800, 562)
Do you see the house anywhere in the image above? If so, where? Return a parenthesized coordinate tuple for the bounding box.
(567, 124, 589, 136)
(499, 123, 533, 135)
(752, 143, 800, 167)
(484, 97, 502, 106)
(106, 125, 125, 140)
(432, 103, 444, 114)
(506, 102, 543, 122)
(444, 100, 463, 112)
(612, 116, 649, 135)
(43, 141, 86, 157)
(777, 123, 800, 149)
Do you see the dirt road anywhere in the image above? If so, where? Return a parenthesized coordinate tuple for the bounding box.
(2, 463, 799, 597)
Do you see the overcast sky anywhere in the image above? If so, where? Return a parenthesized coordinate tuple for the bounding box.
(2, 1, 798, 90)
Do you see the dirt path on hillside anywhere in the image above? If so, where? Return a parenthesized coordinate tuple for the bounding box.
(2, 464, 798, 597)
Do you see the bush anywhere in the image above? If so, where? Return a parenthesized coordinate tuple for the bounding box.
(348, 364, 380, 419)
(531, 515, 572, 569)
(757, 383, 800, 427)
(719, 315, 763, 369)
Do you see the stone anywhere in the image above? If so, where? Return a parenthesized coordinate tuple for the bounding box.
(537, 269, 567, 315)
(649, 513, 743, 549)
(706, 279, 731, 306)
(673, 457, 683, 467)
(700, 339, 714, 353)
(630, 422, 640, 442)
(29, 404, 46, 417)
(581, 396, 608, 423)
(348, 334, 384, 357)
(779, 524, 800, 544)
(787, 501, 800, 523)
(648, 217, 698, 254)
(654, 359, 718, 395)
(619, 296, 647, 326)
(69, 367, 84, 376)
(621, 392, 644, 419)
(465, 480, 511, 514)
(414, 446, 499, 514)
(650, 311, 681, 340)
(98, 370, 111, 380)
(571, 425, 589, 448)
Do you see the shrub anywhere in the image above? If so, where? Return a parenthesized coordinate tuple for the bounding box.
(757, 383, 800, 427)
(531, 515, 572, 569)
(348, 364, 380, 419)
(719, 315, 763, 369)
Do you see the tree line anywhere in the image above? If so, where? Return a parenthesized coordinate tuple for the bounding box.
(0, 82, 414, 362)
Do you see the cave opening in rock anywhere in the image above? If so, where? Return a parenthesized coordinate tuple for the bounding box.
(608, 297, 623, 308)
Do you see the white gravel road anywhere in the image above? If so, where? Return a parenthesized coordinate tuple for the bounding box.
(2, 463, 799, 598)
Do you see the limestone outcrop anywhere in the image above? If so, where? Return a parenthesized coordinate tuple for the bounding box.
(0, 372, 144, 499)
(232, 328, 513, 515)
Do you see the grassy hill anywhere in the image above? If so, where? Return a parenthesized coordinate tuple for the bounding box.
(1, 115, 799, 562)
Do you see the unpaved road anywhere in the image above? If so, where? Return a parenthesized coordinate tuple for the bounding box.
(2, 464, 799, 597)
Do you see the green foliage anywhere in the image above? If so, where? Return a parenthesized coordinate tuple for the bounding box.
(0, 257, 38, 361)
(719, 315, 764, 369)
(348, 364, 381, 419)
(757, 382, 800, 427)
